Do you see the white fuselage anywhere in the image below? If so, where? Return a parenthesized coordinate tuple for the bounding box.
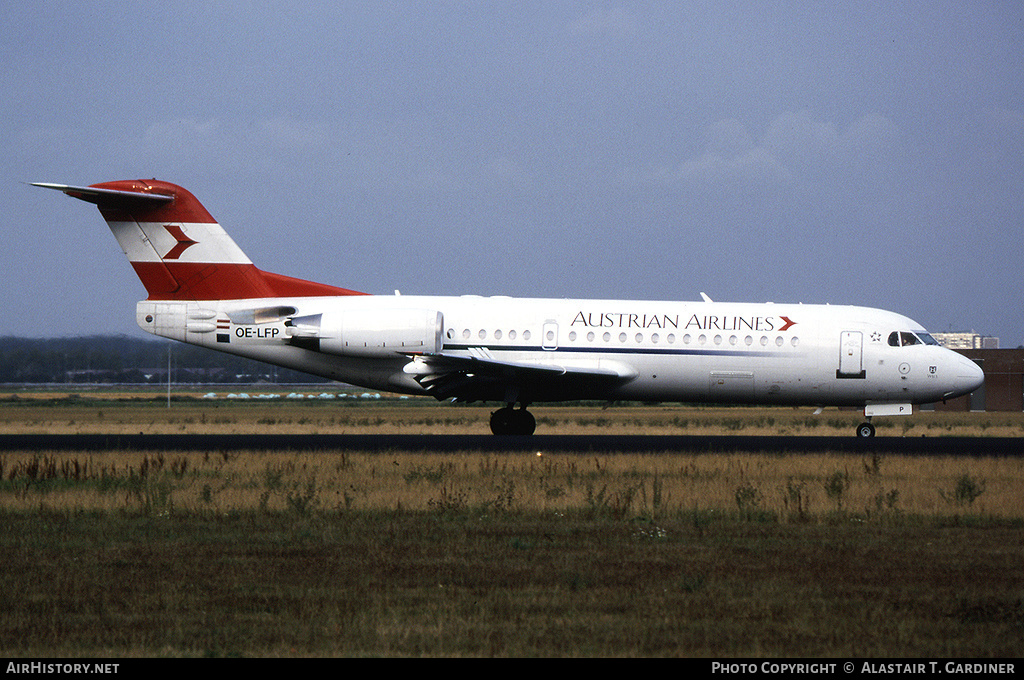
(136, 294, 984, 409)
(35, 178, 987, 436)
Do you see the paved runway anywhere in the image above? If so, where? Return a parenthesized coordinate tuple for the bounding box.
(1, 433, 1022, 456)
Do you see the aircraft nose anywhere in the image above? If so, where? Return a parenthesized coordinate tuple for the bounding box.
(950, 354, 985, 398)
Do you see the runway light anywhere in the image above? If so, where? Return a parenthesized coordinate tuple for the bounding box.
(536, 451, 543, 457)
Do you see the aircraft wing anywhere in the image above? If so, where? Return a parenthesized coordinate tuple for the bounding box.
(402, 349, 637, 403)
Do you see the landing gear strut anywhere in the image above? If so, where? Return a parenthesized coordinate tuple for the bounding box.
(490, 405, 536, 435)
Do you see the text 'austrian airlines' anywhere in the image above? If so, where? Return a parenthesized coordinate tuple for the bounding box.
(33, 180, 984, 436)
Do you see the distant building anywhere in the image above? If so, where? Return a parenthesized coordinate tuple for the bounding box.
(932, 331, 999, 350)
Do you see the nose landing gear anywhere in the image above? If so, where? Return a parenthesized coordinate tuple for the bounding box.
(490, 405, 536, 435)
(856, 421, 876, 438)
(858, 404, 912, 437)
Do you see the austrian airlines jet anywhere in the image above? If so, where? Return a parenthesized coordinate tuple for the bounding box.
(34, 180, 984, 436)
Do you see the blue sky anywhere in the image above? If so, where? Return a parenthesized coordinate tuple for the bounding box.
(4, 2, 1023, 344)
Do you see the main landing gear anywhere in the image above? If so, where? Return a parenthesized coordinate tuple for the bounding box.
(490, 405, 536, 436)
(856, 419, 876, 438)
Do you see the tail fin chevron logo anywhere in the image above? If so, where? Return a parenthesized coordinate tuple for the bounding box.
(162, 224, 198, 260)
(778, 316, 797, 331)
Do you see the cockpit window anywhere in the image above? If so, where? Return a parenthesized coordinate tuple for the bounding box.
(900, 332, 921, 346)
(888, 331, 935, 347)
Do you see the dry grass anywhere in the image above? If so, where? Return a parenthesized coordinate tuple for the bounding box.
(0, 397, 1021, 657)
(0, 449, 1021, 520)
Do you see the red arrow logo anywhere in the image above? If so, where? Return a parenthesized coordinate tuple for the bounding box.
(162, 224, 198, 260)
(778, 316, 797, 331)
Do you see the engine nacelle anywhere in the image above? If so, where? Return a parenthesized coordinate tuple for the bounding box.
(288, 308, 443, 357)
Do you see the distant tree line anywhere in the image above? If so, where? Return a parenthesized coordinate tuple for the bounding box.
(0, 336, 330, 384)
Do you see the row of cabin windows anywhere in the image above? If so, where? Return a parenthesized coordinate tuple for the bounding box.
(450, 328, 533, 341)
(448, 327, 800, 348)
(567, 331, 799, 348)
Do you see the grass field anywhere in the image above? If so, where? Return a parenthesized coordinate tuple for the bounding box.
(0, 394, 1021, 657)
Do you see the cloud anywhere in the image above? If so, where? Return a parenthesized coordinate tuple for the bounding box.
(981, 106, 1024, 139)
(763, 110, 839, 174)
(975, 106, 1024, 168)
(674, 147, 795, 189)
(257, 117, 334, 151)
(142, 118, 223, 159)
(569, 7, 637, 38)
(703, 119, 755, 158)
(624, 111, 902, 197)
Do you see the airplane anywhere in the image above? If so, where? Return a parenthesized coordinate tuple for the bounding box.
(33, 179, 985, 437)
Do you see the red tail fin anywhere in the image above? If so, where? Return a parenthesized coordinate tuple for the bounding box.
(35, 180, 367, 301)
